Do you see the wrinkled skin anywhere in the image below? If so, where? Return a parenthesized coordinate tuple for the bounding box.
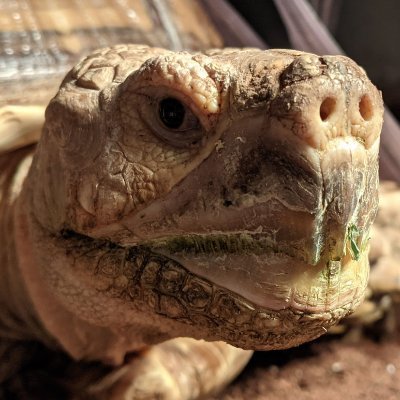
(0, 45, 383, 398)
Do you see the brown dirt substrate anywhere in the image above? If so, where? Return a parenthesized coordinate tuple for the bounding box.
(211, 336, 400, 400)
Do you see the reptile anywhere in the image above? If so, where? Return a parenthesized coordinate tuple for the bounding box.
(0, 43, 384, 399)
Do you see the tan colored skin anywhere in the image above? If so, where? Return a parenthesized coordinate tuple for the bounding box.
(0, 45, 383, 398)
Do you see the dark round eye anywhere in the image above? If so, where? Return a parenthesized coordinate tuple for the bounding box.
(159, 98, 185, 129)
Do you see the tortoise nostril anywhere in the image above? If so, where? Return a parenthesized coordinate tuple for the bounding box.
(319, 97, 336, 121)
(359, 95, 373, 121)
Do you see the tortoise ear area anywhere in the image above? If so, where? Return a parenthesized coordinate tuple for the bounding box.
(44, 93, 105, 168)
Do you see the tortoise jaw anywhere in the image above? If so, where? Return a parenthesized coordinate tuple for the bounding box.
(128, 247, 368, 350)
(146, 233, 370, 314)
(41, 226, 368, 351)
(56, 229, 368, 350)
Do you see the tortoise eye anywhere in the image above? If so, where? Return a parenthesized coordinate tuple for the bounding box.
(157, 97, 199, 133)
(159, 98, 185, 129)
(136, 92, 204, 148)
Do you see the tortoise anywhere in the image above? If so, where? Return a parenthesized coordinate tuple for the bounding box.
(0, 2, 386, 399)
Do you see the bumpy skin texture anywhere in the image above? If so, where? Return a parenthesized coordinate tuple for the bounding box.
(0, 45, 383, 398)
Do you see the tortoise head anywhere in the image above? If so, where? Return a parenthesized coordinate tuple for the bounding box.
(24, 45, 383, 351)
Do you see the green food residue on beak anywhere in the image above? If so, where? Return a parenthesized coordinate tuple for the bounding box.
(346, 224, 370, 261)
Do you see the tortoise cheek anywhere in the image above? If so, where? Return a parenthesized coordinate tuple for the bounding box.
(44, 93, 105, 168)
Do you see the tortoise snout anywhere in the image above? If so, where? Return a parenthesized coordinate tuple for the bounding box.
(269, 55, 384, 150)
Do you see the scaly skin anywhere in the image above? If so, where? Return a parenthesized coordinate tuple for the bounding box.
(0, 45, 383, 398)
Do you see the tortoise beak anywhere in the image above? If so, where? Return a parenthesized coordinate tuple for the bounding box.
(320, 137, 379, 262)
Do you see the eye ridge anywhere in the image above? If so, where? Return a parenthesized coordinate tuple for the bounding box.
(159, 97, 186, 130)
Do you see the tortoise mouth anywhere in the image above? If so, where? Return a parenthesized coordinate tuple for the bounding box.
(140, 231, 369, 347)
(56, 229, 368, 350)
(121, 246, 364, 350)
(141, 231, 369, 310)
(142, 232, 298, 257)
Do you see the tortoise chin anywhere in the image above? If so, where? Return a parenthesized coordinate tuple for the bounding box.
(142, 234, 370, 350)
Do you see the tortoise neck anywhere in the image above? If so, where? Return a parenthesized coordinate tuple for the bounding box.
(14, 181, 152, 364)
(0, 146, 56, 345)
